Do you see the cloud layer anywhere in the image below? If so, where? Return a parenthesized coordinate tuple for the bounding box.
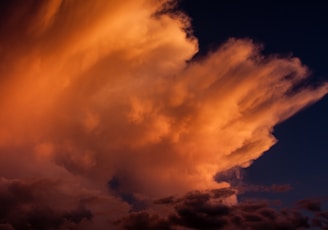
(116, 189, 328, 230)
(0, 178, 92, 230)
(0, 0, 327, 228)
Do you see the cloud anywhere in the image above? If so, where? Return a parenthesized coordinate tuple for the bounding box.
(116, 189, 328, 230)
(0, 0, 327, 228)
(296, 199, 322, 212)
(0, 178, 92, 230)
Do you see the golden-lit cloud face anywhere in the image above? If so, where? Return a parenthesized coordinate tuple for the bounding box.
(0, 0, 327, 226)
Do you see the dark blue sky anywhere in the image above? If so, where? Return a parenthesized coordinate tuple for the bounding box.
(180, 1, 328, 204)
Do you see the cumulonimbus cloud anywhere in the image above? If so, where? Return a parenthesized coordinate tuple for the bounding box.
(0, 0, 327, 228)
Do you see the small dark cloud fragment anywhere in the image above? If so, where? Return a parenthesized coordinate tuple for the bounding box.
(215, 167, 243, 186)
(108, 176, 149, 212)
(297, 199, 322, 212)
(153, 196, 176, 205)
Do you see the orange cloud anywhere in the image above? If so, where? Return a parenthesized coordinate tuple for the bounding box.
(0, 0, 327, 227)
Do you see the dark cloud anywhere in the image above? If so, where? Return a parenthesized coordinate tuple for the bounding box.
(153, 196, 176, 205)
(108, 175, 150, 212)
(114, 212, 171, 230)
(296, 199, 322, 212)
(116, 188, 328, 230)
(0, 179, 92, 230)
(215, 167, 243, 186)
(312, 211, 328, 229)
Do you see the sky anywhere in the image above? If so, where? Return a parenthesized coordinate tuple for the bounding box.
(0, 0, 327, 229)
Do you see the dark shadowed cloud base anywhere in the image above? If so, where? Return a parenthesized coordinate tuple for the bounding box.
(116, 188, 328, 230)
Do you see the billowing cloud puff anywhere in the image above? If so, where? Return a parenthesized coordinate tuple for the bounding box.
(0, 0, 327, 228)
